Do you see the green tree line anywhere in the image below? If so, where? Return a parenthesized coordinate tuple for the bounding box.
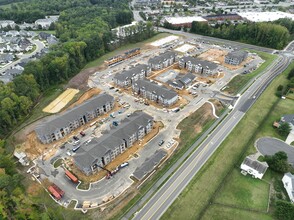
(0, 0, 154, 137)
(190, 21, 290, 49)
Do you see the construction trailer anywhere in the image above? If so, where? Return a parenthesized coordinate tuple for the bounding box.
(51, 184, 65, 197)
(65, 169, 79, 183)
(48, 185, 62, 200)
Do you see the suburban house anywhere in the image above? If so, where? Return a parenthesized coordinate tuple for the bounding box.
(74, 111, 154, 175)
(282, 172, 294, 203)
(179, 56, 218, 76)
(225, 50, 248, 65)
(0, 20, 15, 29)
(0, 53, 14, 64)
(148, 51, 177, 71)
(35, 16, 59, 29)
(132, 79, 178, 106)
(35, 93, 114, 144)
(168, 73, 196, 90)
(113, 64, 151, 87)
(240, 156, 268, 179)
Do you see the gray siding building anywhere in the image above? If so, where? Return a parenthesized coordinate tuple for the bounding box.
(74, 112, 154, 175)
(225, 50, 248, 65)
(179, 56, 218, 76)
(35, 93, 114, 144)
(113, 64, 151, 87)
(132, 79, 178, 106)
(148, 51, 177, 71)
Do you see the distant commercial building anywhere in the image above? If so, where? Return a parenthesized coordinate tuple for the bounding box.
(113, 64, 151, 87)
(164, 16, 207, 28)
(135, 0, 160, 6)
(179, 56, 218, 75)
(238, 11, 294, 22)
(112, 21, 138, 38)
(240, 156, 268, 179)
(225, 50, 248, 66)
(74, 112, 154, 175)
(35, 93, 114, 144)
(0, 20, 15, 29)
(203, 14, 243, 22)
(148, 51, 177, 71)
(282, 172, 294, 203)
(132, 79, 178, 106)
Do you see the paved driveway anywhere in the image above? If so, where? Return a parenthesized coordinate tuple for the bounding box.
(256, 137, 294, 165)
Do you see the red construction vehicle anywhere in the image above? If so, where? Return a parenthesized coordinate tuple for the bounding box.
(48, 186, 61, 200)
(65, 169, 78, 183)
(51, 184, 64, 197)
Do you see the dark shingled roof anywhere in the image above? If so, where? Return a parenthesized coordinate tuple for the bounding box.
(113, 64, 149, 82)
(35, 93, 114, 136)
(180, 56, 218, 70)
(133, 79, 178, 100)
(226, 50, 248, 60)
(281, 114, 294, 126)
(242, 157, 268, 174)
(148, 51, 176, 65)
(74, 111, 153, 170)
(132, 149, 167, 181)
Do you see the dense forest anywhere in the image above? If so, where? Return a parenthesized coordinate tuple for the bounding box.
(0, 0, 154, 137)
(0, 0, 155, 218)
(190, 21, 291, 49)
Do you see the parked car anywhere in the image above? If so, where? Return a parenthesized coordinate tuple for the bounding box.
(73, 136, 79, 141)
(80, 131, 86, 137)
(158, 140, 165, 146)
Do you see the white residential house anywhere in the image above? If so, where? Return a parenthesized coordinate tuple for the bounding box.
(35, 16, 59, 29)
(0, 20, 15, 29)
(282, 172, 294, 203)
(240, 156, 268, 179)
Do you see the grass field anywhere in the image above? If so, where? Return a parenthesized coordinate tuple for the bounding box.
(33, 30, 56, 35)
(84, 33, 171, 69)
(224, 52, 277, 95)
(202, 205, 273, 220)
(162, 62, 294, 220)
(215, 169, 270, 211)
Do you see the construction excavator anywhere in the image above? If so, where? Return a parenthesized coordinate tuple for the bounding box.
(98, 165, 112, 179)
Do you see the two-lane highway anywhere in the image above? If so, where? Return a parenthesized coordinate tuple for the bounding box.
(131, 54, 292, 220)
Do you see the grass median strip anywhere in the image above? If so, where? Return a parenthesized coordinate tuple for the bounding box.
(162, 62, 294, 220)
(224, 51, 277, 95)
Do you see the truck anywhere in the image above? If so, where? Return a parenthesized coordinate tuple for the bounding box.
(48, 185, 61, 200)
(65, 169, 78, 183)
(51, 184, 64, 197)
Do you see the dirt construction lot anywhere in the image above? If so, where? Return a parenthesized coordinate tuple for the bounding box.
(43, 88, 80, 113)
(198, 48, 252, 71)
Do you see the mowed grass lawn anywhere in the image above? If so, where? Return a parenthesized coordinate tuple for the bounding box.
(202, 205, 273, 220)
(161, 62, 294, 220)
(224, 52, 277, 95)
(84, 33, 171, 69)
(215, 169, 270, 211)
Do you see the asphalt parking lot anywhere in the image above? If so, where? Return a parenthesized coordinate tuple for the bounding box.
(256, 137, 294, 165)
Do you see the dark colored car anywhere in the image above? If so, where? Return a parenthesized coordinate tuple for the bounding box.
(73, 136, 79, 141)
(158, 140, 165, 146)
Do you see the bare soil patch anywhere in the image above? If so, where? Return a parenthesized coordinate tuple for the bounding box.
(67, 65, 107, 90)
(198, 48, 253, 71)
